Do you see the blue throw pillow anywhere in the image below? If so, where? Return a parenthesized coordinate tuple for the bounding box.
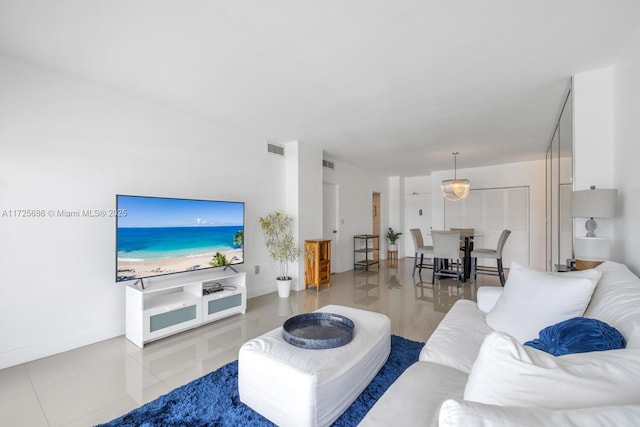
(524, 317, 626, 356)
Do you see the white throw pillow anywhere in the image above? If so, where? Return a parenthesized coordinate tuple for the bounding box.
(485, 263, 600, 342)
(509, 261, 602, 284)
(585, 261, 640, 347)
(438, 399, 640, 427)
(464, 332, 640, 410)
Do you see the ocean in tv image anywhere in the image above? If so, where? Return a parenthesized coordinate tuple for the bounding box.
(116, 195, 244, 282)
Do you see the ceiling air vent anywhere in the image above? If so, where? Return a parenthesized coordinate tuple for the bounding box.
(266, 142, 285, 157)
(322, 160, 335, 170)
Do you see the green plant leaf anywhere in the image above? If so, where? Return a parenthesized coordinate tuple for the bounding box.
(258, 211, 301, 279)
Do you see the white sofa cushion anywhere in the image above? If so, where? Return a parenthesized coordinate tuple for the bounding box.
(476, 286, 503, 313)
(419, 299, 494, 373)
(485, 263, 600, 342)
(358, 362, 468, 427)
(438, 399, 640, 427)
(464, 332, 640, 409)
(587, 261, 640, 348)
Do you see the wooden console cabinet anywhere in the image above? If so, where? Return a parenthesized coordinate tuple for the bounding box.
(305, 239, 331, 291)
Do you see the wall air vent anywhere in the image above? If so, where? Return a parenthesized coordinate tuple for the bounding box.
(322, 160, 335, 170)
(266, 142, 285, 157)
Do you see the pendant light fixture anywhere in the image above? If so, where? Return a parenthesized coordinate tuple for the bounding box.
(441, 152, 470, 201)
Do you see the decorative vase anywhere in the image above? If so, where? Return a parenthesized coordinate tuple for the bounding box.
(388, 244, 398, 252)
(276, 278, 292, 298)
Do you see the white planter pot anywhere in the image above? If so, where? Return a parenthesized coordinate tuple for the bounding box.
(276, 279, 292, 298)
(388, 244, 398, 251)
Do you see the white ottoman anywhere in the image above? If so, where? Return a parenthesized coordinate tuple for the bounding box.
(238, 304, 391, 427)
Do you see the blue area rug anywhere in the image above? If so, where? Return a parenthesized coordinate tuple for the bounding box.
(99, 335, 423, 426)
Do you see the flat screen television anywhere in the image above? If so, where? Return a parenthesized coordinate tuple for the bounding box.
(116, 195, 244, 282)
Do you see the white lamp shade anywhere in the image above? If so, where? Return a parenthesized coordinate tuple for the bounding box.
(571, 189, 617, 218)
(574, 237, 610, 261)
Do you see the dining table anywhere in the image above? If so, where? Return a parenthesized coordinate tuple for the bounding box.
(461, 234, 474, 281)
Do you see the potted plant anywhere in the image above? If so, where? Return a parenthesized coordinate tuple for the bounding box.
(386, 227, 402, 252)
(259, 211, 301, 298)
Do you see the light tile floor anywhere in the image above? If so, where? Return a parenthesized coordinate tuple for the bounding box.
(0, 258, 502, 426)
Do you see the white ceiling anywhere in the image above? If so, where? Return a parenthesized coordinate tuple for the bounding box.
(1, 1, 639, 176)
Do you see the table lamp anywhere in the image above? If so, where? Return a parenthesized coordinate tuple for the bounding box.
(571, 186, 617, 269)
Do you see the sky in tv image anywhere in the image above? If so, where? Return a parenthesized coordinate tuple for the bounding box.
(116, 196, 244, 281)
(117, 195, 244, 228)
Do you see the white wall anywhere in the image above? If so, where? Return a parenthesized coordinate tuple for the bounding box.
(0, 54, 292, 368)
(573, 68, 614, 190)
(323, 160, 388, 273)
(572, 68, 616, 251)
(403, 176, 433, 254)
(404, 177, 433, 198)
(286, 141, 323, 291)
(566, 23, 640, 273)
(387, 176, 404, 256)
(613, 22, 640, 273)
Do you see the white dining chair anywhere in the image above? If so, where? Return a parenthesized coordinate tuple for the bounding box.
(470, 229, 512, 286)
(431, 230, 465, 287)
(410, 228, 433, 277)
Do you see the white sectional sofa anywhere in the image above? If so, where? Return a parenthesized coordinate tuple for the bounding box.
(360, 261, 640, 426)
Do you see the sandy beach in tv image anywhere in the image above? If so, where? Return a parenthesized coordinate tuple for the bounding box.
(117, 248, 244, 281)
(116, 195, 245, 282)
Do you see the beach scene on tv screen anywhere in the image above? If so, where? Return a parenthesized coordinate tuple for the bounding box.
(116, 196, 244, 282)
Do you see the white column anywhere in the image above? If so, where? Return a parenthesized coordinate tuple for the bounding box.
(285, 141, 323, 291)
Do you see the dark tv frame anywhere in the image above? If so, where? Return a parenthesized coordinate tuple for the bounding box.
(115, 194, 245, 284)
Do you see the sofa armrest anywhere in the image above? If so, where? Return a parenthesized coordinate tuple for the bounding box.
(419, 300, 494, 373)
(476, 286, 503, 313)
(359, 363, 468, 427)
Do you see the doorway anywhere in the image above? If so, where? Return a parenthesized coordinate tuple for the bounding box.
(323, 183, 338, 273)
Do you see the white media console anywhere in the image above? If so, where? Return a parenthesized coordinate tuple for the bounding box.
(125, 269, 247, 348)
